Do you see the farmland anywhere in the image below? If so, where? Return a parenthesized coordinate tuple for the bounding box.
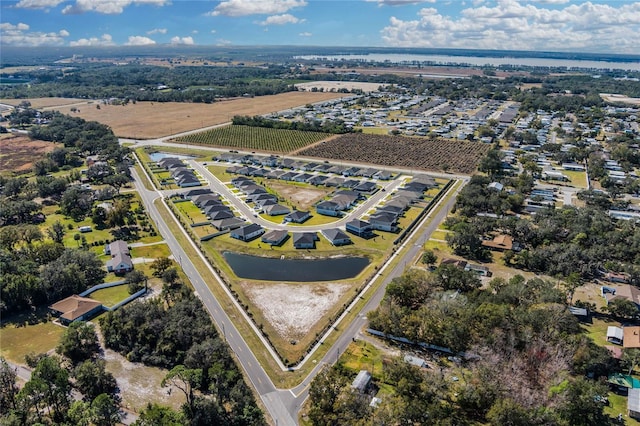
(298, 133, 492, 174)
(0, 134, 58, 174)
(173, 125, 331, 154)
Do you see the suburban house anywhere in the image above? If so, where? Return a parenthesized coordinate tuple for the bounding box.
(369, 211, 398, 232)
(603, 284, 640, 310)
(316, 201, 341, 217)
(346, 219, 373, 238)
(230, 223, 264, 242)
(106, 239, 133, 275)
(261, 229, 289, 246)
(481, 234, 516, 252)
(404, 355, 428, 368)
(208, 210, 234, 221)
(183, 188, 212, 200)
(284, 210, 311, 224)
(211, 217, 245, 231)
(354, 181, 377, 193)
(263, 204, 291, 216)
(374, 170, 392, 180)
(192, 193, 221, 207)
(293, 232, 318, 249)
(607, 326, 624, 345)
(464, 263, 492, 277)
(624, 326, 640, 349)
(322, 228, 352, 246)
(351, 370, 372, 393)
(307, 175, 329, 186)
(604, 271, 631, 284)
(49, 295, 104, 325)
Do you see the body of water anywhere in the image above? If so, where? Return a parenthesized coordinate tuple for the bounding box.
(148, 152, 195, 162)
(296, 53, 640, 71)
(223, 251, 369, 282)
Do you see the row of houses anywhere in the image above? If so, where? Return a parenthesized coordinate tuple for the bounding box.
(157, 157, 201, 188)
(184, 188, 247, 231)
(230, 224, 352, 248)
(357, 175, 438, 232)
(231, 176, 292, 216)
(227, 163, 381, 192)
(218, 153, 392, 180)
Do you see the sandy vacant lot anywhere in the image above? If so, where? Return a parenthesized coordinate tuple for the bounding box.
(267, 181, 331, 211)
(51, 92, 349, 139)
(0, 134, 57, 172)
(245, 282, 349, 340)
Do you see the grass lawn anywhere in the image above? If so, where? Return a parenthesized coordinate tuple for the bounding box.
(174, 200, 209, 223)
(582, 317, 622, 348)
(207, 164, 236, 182)
(0, 310, 64, 364)
(605, 392, 639, 425)
(130, 243, 170, 260)
(562, 170, 588, 189)
(90, 285, 131, 308)
(285, 214, 340, 227)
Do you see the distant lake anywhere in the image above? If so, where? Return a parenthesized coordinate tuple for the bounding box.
(295, 53, 640, 71)
(223, 251, 369, 282)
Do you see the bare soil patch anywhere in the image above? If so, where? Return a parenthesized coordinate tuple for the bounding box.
(244, 282, 350, 340)
(0, 134, 57, 173)
(600, 93, 640, 106)
(51, 92, 349, 139)
(265, 181, 332, 211)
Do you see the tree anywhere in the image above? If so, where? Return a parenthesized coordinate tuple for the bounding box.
(604, 298, 637, 319)
(134, 403, 185, 426)
(421, 250, 437, 268)
(307, 367, 348, 426)
(104, 174, 129, 195)
(24, 355, 72, 423)
(0, 357, 18, 414)
(90, 393, 121, 426)
(56, 321, 100, 364)
(60, 186, 93, 220)
(47, 220, 66, 244)
(162, 365, 203, 414)
(479, 149, 504, 178)
(40, 248, 106, 303)
(73, 360, 119, 402)
(556, 377, 612, 426)
(622, 348, 640, 375)
(126, 269, 147, 294)
(150, 257, 173, 277)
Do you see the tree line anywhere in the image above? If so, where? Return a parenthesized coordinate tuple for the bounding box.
(232, 114, 356, 134)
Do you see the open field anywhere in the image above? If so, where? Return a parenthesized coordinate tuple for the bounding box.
(0, 97, 87, 108)
(51, 92, 349, 139)
(0, 134, 58, 173)
(90, 285, 131, 308)
(175, 125, 331, 154)
(299, 133, 491, 174)
(263, 181, 332, 211)
(0, 309, 64, 364)
(600, 93, 640, 106)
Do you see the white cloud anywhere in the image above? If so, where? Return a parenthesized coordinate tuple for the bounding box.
(380, 0, 640, 54)
(147, 28, 167, 35)
(69, 33, 115, 46)
(258, 14, 304, 25)
(125, 35, 156, 45)
(62, 0, 169, 15)
(15, 0, 65, 9)
(368, 0, 436, 5)
(215, 38, 232, 46)
(210, 29, 217, 33)
(170, 36, 194, 45)
(210, 0, 307, 17)
(299, 32, 312, 37)
(1, 22, 70, 46)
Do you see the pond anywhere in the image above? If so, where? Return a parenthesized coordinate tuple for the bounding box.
(148, 152, 195, 162)
(223, 252, 369, 282)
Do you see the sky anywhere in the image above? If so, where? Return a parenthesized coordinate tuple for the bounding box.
(1, 0, 639, 54)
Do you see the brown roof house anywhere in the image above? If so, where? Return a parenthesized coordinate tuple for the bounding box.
(49, 295, 104, 325)
(624, 326, 640, 349)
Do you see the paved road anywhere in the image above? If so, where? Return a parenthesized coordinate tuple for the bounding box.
(131, 146, 466, 425)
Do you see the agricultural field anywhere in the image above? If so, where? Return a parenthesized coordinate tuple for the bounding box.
(0, 134, 58, 174)
(174, 125, 331, 154)
(50, 91, 348, 139)
(299, 133, 492, 175)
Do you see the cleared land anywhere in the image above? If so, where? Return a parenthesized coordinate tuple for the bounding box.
(262, 181, 332, 211)
(175, 125, 331, 153)
(0, 134, 57, 173)
(600, 93, 640, 106)
(51, 92, 349, 139)
(299, 133, 491, 174)
(0, 97, 87, 108)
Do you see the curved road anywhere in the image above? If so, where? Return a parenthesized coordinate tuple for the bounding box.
(129, 135, 467, 425)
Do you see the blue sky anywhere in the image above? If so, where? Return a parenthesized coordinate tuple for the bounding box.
(1, 0, 639, 54)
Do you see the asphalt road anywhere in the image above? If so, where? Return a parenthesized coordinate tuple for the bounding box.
(131, 146, 466, 425)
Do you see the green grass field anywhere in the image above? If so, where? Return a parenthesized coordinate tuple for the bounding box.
(89, 285, 131, 308)
(174, 125, 331, 154)
(0, 309, 64, 364)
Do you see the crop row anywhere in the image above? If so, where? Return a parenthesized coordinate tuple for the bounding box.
(172, 125, 330, 154)
(298, 133, 491, 174)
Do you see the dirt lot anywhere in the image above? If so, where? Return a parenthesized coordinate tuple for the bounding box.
(243, 282, 350, 340)
(51, 92, 349, 139)
(0, 134, 57, 173)
(266, 181, 331, 211)
(600, 93, 640, 106)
